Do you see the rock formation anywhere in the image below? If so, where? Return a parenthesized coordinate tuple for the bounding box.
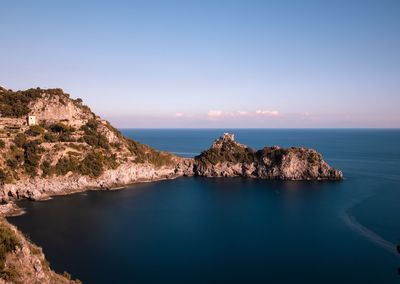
(193, 133, 342, 180)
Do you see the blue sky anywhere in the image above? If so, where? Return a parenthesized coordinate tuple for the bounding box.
(1, 0, 399, 127)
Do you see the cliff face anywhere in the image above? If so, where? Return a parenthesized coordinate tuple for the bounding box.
(0, 218, 79, 284)
(2, 160, 193, 201)
(193, 133, 342, 180)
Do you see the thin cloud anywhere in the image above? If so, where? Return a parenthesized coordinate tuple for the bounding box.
(255, 110, 280, 116)
(207, 109, 281, 118)
(207, 110, 224, 117)
(175, 112, 184, 117)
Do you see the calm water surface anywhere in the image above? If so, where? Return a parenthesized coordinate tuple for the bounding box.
(8, 129, 400, 283)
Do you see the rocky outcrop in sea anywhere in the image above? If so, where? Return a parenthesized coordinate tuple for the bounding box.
(193, 133, 342, 180)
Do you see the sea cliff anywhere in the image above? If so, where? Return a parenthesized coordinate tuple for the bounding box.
(0, 218, 80, 283)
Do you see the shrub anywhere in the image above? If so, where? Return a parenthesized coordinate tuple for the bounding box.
(0, 140, 5, 148)
(6, 159, 18, 170)
(127, 140, 146, 162)
(49, 123, 75, 134)
(0, 170, 6, 185)
(83, 133, 109, 149)
(0, 226, 20, 271)
(40, 161, 54, 177)
(78, 152, 104, 177)
(13, 133, 26, 148)
(256, 147, 289, 164)
(55, 157, 79, 175)
(59, 133, 76, 142)
(68, 143, 85, 151)
(9, 146, 24, 164)
(23, 141, 42, 175)
(77, 120, 109, 149)
(111, 142, 122, 150)
(0, 88, 41, 117)
(103, 153, 119, 169)
(26, 125, 45, 137)
(44, 132, 58, 142)
(85, 119, 99, 130)
(146, 151, 173, 167)
(196, 141, 256, 166)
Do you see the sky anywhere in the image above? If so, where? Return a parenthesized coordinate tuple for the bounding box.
(0, 0, 399, 128)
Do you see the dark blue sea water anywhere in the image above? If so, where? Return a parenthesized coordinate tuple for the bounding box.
(8, 129, 400, 284)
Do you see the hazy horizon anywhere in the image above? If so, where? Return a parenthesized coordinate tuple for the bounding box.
(1, 0, 399, 128)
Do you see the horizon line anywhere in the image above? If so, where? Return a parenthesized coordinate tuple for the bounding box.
(117, 127, 400, 130)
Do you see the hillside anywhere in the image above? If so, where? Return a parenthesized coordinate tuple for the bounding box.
(0, 87, 190, 201)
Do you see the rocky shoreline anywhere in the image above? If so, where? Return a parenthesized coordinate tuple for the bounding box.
(0, 161, 191, 202)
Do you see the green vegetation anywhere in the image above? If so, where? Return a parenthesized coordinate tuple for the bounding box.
(55, 156, 79, 175)
(0, 87, 71, 118)
(0, 170, 6, 185)
(0, 226, 20, 273)
(196, 140, 256, 165)
(256, 147, 289, 165)
(40, 161, 53, 177)
(0, 88, 41, 117)
(6, 159, 18, 170)
(127, 139, 173, 167)
(146, 151, 174, 167)
(49, 122, 75, 134)
(8, 146, 24, 167)
(49, 151, 113, 178)
(13, 133, 26, 148)
(42, 122, 77, 142)
(44, 132, 58, 142)
(26, 125, 45, 137)
(79, 152, 104, 177)
(81, 120, 110, 150)
(307, 151, 322, 164)
(22, 140, 43, 176)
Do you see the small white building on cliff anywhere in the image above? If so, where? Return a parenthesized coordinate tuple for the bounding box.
(27, 115, 36, 126)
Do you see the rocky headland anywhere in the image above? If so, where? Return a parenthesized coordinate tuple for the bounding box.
(194, 133, 342, 180)
(0, 86, 342, 282)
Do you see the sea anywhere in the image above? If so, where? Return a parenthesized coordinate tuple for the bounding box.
(7, 129, 400, 284)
